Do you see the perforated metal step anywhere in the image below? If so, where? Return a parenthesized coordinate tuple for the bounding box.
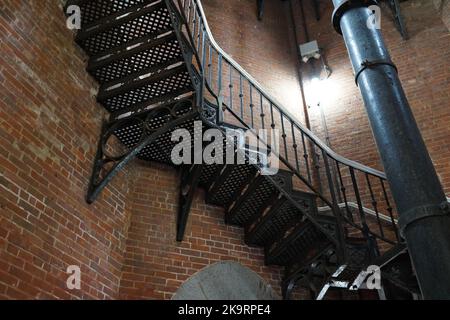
(199, 165, 221, 186)
(111, 98, 199, 164)
(75, 0, 171, 56)
(266, 218, 333, 266)
(87, 31, 184, 84)
(225, 170, 293, 226)
(206, 165, 258, 207)
(66, 0, 153, 28)
(245, 191, 317, 247)
(97, 62, 193, 113)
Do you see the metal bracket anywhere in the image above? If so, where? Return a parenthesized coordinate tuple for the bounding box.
(399, 202, 450, 237)
(86, 110, 198, 204)
(332, 0, 378, 35)
(177, 164, 203, 241)
(354, 59, 398, 86)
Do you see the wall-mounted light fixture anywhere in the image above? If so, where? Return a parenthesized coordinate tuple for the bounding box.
(299, 40, 332, 81)
(299, 40, 321, 63)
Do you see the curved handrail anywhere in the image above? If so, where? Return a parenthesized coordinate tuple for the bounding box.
(187, 0, 386, 179)
(174, 0, 400, 249)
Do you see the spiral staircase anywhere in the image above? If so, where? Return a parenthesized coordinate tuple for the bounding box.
(64, 0, 421, 300)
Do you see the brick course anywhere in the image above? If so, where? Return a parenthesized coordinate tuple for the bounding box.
(0, 0, 133, 299)
(0, 0, 448, 300)
(0, 0, 288, 300)
(292, 0, 450, 195)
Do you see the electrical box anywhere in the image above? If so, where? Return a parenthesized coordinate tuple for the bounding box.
(299, 40, 321, 63)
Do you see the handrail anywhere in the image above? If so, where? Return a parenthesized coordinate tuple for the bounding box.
(184, 0, 386, 179)
(174, 0, 400, 250)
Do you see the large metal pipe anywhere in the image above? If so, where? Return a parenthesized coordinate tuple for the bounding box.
(331, 0, 450, 299)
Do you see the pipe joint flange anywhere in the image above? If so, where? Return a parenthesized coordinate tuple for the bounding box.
(399, 202, 450, 238)
(354, 59, 398, 85)
(332, 0, 378, 35)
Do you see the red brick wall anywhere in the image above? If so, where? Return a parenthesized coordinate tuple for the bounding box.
(119, 162, 282, 299)
(201, 0, 304, 121)
(0, 0, 287, 300)
(1, 0, 447, 301)
(291, 0, 450, 195)
(0, 0, 133, 299)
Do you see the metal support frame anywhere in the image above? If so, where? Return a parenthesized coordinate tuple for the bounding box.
(332, 0, 450, 299)
(177, 164, 203, 241)
(86, 109, 198, 204)
(86, 0, 206, 207)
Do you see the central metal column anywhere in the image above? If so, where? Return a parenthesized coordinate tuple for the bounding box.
(331, 0, 450, 299)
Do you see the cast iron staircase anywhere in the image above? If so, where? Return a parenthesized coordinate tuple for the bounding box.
(64, 0, 419, 300)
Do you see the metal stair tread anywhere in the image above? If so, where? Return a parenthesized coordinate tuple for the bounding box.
(75, 1, 171, 56)
(97, 63, 193, 113)
(245, 190, 317, 247)
(76, 0, 165, 40)
(112, 98, 200, 164)
(98, 60, 187, 98)
(206, 164, 258, 207)
(266, 216, 333, 266)
(225, 170, 293, 226)
(87, 31, 183, 83)
(66, 0, 154, 28)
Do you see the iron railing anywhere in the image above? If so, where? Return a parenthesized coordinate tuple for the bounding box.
(173, 0, 401, 259)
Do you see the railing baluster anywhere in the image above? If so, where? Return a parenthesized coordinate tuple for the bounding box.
(322, 149, 347, 262)
(177, 0, 400, 253)
(196, 10, 201, 53)
(239, 74, 244, 119)
(217, 53, 223, 94)
(192, 4, 197, 37)
(313, 145, 322, 196)
(208, 44, 212, 86)
(380, 178, 400, 241)
(365, 173, 384, 238)
(291, 123, 300, 172)
(336, 162, 353, 222)
(350, 167, 379, 257)
(260, 94, 265, 130)
(229, 65, 233, 110)
(280, 112, 288, 161)
(301, 133, 312, 183)
(186, 0, 192, 23)
(249, 83, 254, 127)
(201, 28, 206, 77)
